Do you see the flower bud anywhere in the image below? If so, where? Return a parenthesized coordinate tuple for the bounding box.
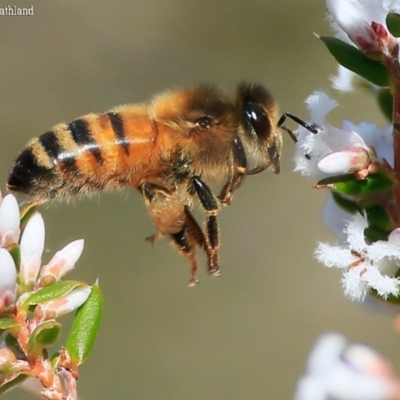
(34, 287, 91, 321)
(40, 239, 84, 285)
(317, 148, 370, 174)
(0, 194, 20, 248)
(0, 249, 17, 312)
(19, 213, 45, 288)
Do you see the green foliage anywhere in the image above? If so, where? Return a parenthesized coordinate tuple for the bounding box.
(320, 36, 390, 87)
(66, 283, 103, 366)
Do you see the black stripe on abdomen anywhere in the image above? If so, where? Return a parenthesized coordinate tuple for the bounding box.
(68, 118, 104, 164)
(107, 112, 130, 156)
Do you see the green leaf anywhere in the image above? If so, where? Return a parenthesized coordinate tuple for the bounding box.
(66, 282, 103, 366)
(28, 321, 61, 353)
(0, 372, 29, 394)
(19, 200, 44, 228)
(320, 36, 390, 87)
(0, 318, 17, 331)
(331, 191, 361, 214)
(364, 226, 390, 242)
(387, 13, 400, 37)
(316, 173, 394, 196)
(377, 88, 393, 121)
(365, 205, 392, 232)
(8, 245, 20, 272)
(24, 280, 85, 306)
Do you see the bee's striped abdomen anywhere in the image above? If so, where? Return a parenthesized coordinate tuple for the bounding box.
(7, 108, 157, 200)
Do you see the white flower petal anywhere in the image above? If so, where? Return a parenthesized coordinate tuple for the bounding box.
(305, 91, 338, 125)
(342, 266, 369, 302)
(315, 243, 357, 269)
(345, 215, 368, 252)
(363, 268, 399, 299)
(330, 66, 355, 92)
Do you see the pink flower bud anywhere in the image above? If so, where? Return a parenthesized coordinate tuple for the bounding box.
(40, 239, 84, 285)
(0, 249, 17, 312)
(317, 148, 370, 174)
(34, 286, 91, 321)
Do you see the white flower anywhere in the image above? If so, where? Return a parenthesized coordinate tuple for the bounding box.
(294, 91, 375, 177)
(326, 0, 399, 57)
(294, 332, 400, 400)
(315, 214, 400, 302)
(331, 66, 356, 92)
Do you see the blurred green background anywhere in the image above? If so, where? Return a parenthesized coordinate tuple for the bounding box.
(0, 1, 397, 399)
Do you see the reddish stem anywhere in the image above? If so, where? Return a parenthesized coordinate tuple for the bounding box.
(393, 91, 400, 224)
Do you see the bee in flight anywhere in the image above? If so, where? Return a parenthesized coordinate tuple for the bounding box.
(7, 83, 314, 285)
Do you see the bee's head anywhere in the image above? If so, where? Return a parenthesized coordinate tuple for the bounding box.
(237, 83, 282, 173)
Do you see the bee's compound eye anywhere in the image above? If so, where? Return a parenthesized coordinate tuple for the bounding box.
(243, 102, 270, 140)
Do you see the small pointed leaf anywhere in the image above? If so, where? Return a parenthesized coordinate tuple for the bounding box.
(28, 320, 61, 352)
(24, 280, 85, 306)
(66, 282, 103, 365)
(316, 173, 394, 195)
(387, 13, 400, 37)
(320, 36, 390, 87)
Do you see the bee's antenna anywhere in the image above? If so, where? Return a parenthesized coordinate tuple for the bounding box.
(278, 112, 318, 160)
(278, 112, 318, 139)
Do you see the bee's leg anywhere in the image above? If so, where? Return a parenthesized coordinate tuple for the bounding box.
(218, 136, 248, 206)
(191, 176, 221, 276)
(169, 227, 201, 287)
(141, 182, 202, 286)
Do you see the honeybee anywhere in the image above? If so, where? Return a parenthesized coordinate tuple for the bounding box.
(7, 83, 311, 285)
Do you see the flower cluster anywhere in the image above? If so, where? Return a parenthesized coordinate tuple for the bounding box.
(0, 193, 103, 400)
(293, 0, 400, 303)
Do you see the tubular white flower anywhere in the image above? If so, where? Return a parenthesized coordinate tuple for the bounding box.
(315, 215, 400, 302)
(294, 333, 400, 400)
(19, 213, 45, 287)
(294, 91, 372, 177)
(327, 0, 386, 46)
(34, 286, 91, 321)
(40, 239, 84, 284)
(0, 194, 20, 248)
(0, 249, 17, 311)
